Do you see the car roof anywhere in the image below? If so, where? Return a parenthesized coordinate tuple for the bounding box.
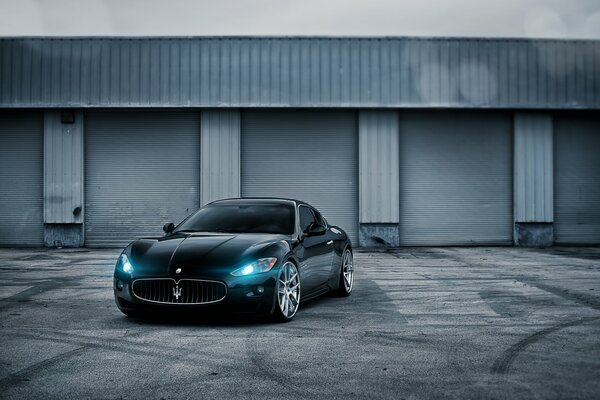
(207, 197, 313, 208)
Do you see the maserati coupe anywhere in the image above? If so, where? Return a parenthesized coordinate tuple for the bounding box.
(113, 198, 354, 322)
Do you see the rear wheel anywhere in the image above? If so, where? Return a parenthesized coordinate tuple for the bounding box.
(272, 261, 301, 322)
(335, 248, 353, 297)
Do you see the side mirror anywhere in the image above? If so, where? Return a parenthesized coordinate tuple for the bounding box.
(163, 222, 175, 233)
(306, 223, 326, 236)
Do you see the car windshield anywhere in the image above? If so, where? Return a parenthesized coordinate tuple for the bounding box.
(175, 204, 295, 235)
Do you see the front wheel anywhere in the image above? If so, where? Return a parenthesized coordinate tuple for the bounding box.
(334, 248, 354, 297)
(272, 261, 301, 322)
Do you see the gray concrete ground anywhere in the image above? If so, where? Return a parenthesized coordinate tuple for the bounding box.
(0, 247, 599, 399)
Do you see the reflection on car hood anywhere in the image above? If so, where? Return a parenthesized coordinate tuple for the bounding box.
(128, 232, 288, 278)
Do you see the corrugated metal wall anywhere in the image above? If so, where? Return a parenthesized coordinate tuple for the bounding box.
(1, 37, 598, 109)
(398, 110, 513, 245)
(43, 111, 84, 223)
(85, 110, 201, 247)
(513, 113, 553, 223)
(358, 110, 399, 223)
(554, 113, 600, 244)
(0, 111, 44, 246)
(200, 110, 241, 206)
(241, 110, 359, 244)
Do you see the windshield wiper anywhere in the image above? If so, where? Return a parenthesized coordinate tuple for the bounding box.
(174, 229, 198, 233)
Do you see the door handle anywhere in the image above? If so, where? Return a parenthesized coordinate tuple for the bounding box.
(327, 240, 333, 245)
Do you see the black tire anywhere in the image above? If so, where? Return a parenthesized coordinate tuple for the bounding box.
(272, 260, 301, 322)
(334, 248, 354, 297)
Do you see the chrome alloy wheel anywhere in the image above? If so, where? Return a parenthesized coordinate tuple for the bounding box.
(277, 261, 300, 319)
(342, 250, 354, 293)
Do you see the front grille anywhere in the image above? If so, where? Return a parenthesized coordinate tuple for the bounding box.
(132, 279, 227, 304)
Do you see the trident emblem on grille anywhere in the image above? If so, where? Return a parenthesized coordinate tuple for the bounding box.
(173, 284, 182, 300)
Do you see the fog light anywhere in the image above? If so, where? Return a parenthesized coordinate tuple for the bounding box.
(116, 280, 124, 291)
(245, 285, 265, 297)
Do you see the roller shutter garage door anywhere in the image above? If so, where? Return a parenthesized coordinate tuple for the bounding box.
(399, 111, 512, 246)
(0, 112, 44, 246)
(554, 114, 600, 244)
(241, 110, 358, 244)
(85, 111, 200, 247)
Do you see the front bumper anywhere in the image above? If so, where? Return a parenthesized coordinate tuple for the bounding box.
(113, 269, 278, 315)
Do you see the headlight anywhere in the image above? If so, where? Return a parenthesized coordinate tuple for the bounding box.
(116, 253, 134, 274)
(231, 258, 277, 276)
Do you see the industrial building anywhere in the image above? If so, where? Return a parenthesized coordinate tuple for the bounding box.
(0, 37, 598, 248)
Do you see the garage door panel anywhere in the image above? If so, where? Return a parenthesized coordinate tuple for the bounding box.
(241, 110, 358, 244)
(399, 111, 513, 246)
(0, 112, 44, 246)
(85, 111, 200, 247)
(554, 114, 600, 244)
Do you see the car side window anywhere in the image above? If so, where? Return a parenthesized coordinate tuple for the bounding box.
(299, 206, 317, 232)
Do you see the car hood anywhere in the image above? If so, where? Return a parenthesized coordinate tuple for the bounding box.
(128, 232, 289, 278)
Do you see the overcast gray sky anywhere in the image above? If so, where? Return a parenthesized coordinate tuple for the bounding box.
(1, 0, 599, 39)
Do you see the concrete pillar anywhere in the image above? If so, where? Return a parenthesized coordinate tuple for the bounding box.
(513, 112, 554, 247)
(43, 110, 85, 247)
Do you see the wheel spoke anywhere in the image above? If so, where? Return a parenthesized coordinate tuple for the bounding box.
(289, 296, 295, 315)
(277, 262, 301, 318)
(342, 250, 354, 292)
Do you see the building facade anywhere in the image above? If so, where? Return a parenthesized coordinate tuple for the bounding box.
(0, 37, 599, 247)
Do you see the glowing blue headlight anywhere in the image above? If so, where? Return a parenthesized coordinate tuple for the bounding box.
(117, 254, 134, 274)
(240, 265, 255, 275)
(231, 258, 277, 276)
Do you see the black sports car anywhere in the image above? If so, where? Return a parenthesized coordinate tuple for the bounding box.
(113, 198, 354, 322)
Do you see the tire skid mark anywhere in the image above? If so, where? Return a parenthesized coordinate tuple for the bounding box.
(0, 277, 84, 311)
(244, 328, 392, 400)
(22, 326, 247, 361)
(491, 317, 600, 376)
(0, 346, 89, 387)
(1, 328, 245, 372)
(0, 330, 242, 391)
(245, 329, 318, 399)
(517, 278, 600, 311)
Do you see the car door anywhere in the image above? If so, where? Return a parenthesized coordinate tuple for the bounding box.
(297, 205, 334, 293)
(312, 208, 336, 282)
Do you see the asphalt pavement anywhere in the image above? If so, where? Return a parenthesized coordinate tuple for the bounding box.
(1, 246, 599, 399)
